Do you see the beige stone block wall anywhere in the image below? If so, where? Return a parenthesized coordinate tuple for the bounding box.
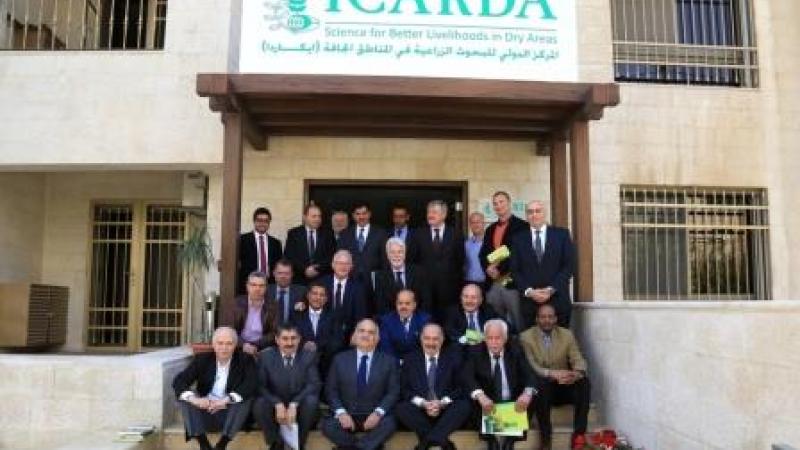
(0, 173, 45, 282)
(575, 303, 800, 450)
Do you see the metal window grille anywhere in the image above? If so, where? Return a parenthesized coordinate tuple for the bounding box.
(610, 0, 758, 87)
(621, 186, 770, 300)
(1, 0, 168, 50)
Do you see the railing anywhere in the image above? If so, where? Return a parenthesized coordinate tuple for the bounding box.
(1, 0, 167, 50)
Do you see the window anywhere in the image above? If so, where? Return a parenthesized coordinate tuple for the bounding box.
(621, 186, 770, 300)
(610, 0, 758, 87)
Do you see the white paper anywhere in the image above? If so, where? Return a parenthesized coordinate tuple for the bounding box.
(280, 423, 299, 450)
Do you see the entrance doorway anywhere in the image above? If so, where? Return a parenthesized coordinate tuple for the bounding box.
(305, 180, 467, 231)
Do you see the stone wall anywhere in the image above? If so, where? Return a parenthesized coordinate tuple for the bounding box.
(0, 173, 45, 282)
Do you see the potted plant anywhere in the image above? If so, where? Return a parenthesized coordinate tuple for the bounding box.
(179, 225, 217, 354)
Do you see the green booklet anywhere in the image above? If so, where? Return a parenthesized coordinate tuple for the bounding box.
(464, 328, 484, 344)
(481, 402, 529, 436)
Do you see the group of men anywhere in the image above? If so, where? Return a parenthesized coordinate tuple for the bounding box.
(174, 192, 591, 450)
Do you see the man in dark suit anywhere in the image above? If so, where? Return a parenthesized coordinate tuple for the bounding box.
(373, 237, 432, 316)
(510, 200, 575, 329)
(479, 191, 529, 332)
(253, 325, 321, 450)
(331, 210, 349, 244)
(337, 202, 388, 285)
(284, 203, 337, 285)
(378, 289, 432, 362)
(237, 207, 283, 295)
(408, 200, 465, 321)
(173, 327, 257, 450)
(268, 259, 307, 326)
(389, 204, 413, 243)
(321, 249, 367, 346)
(322, 318, 399, 450)
(291, 281, 344, 380)
(232, 271, 279, 356)
(463, 319, 541, 450)
(396, 323, 472, 450)
(443, 283, 499, 353)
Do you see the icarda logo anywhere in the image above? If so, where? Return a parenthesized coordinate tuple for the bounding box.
(264, 0, 320, 33)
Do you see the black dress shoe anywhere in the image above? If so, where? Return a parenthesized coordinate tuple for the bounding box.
(540, 434, 553, 450)
(214, 435, 231, 450)
(486, 437, 500, 450)
(194, 434, 213, 450)
(501, 439, 516, 450)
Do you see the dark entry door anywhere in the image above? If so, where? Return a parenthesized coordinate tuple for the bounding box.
(306, 181, 467, 232)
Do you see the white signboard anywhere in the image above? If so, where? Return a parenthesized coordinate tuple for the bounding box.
(239, 0, 577, 82)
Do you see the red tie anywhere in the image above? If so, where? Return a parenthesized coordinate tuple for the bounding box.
(258, 234, 267, 273)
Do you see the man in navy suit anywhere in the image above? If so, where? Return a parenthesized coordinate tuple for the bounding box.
(291, 281, 343, 380)
(284, 203, 337, 285)
(510, 200, 575, 329)
(408, 200, 465, 321)
(268, 259, 307, 326)
(389, 204, 413, 243)
(337, 201, 388, 286)
(443, 283, 499, 353)
(396, 323, 472, 450)
(378, 289, 431, 362)
(373, 237, 432, 317)
(237, 207, 283, 294)
(322, 318, 399, 450)
(321, 250, 367, 346)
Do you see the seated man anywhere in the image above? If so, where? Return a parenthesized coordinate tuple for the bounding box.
(373, 237, 431, 316)
(173, 327, 257, 450)
(378, 289, 431, 362)
(463, 319, 541, 450)
(233, 271, 279, 356)
(443, 283, 499, 353)
(519, 304, 590, 450)
(291, 281, 344, 380)
(253, 325, 321, 450)
(322, 318, 399, 450)
(396, 323, 472, 450)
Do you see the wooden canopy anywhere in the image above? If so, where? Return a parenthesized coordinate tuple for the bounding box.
(196, 74, 620, 324)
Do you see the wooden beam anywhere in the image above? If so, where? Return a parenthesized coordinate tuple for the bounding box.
(569, 121, 593, 302)
(255, 114, 557, 133)
(219, 112, 244, 326)
(550, 139, 569, 228)
(261, 126, 544, 141)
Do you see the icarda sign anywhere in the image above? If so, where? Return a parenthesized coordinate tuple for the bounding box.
(239, 0, 577, 81)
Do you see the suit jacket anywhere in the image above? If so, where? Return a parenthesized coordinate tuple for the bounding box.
(372, 264, 432, 316)
(232, 295, 279, 350)
(326, 349, 400, 416)
(509, 225, 575, 323)
(237, 232, 283, 294)
(377, 311, 432, 360)
(267, 283, 307, 325)
(256, 347, 321, 406)
(337, 224, 389, 281)
(400, 347, 464, 402)
(284, 225, 337, 285)
(518, 326, 587, 378)
(462, 342, 541, 402)
(322, 274, 367, 342)
(478, 215, 528, 288)
(408, 224, 465, 312)
(443, 303, 499, 345)
(173, 351, 257, 400)
(291, 307, 344, 368)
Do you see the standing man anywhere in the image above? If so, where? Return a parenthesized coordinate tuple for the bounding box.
(390, 204, 413, 243)
(464, 211, 487, 287)
(322, 319, 399, 450)
(284, 203, 336, 285)
(291, 281, 343, 380)
(331, 210, 349, 244)
(510, 200, 575, 329)
(238, 207, 283, 295)
(519, 304, 590, 450)
(396, 323, 472, 450)
(268, 259, 307, 326)
(253, 325, 321, 450)
(479, 191, 528, 333)
(337, 202, 388, 284)
(173, 327, 256, 450)
(232, 272, 279, 356)
(373, 237, 431, 316)
(322, 250, 367, 344)
(409, 200, 465, 321)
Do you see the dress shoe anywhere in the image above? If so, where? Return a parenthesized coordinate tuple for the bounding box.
(193, 434, 213, 450)
(444, 439, 457, 450)
(214, 434, 231, 450)
(501, 438, 516, 450)
(485, 437, 500, 450)
(539, 433, 552, 450)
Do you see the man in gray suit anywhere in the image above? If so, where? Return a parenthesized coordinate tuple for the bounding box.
(322, 318, 399, 450)
(253, 324, 321, 450)
(269, 259, 308, 326)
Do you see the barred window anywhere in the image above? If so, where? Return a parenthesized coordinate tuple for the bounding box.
(611, 0, 758, 87)
(1, 0, 168, 51)
(621, 186, 770, 300)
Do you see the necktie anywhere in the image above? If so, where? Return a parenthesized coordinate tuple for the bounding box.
(543, 332, 552, 349)
(468, 312, 478, 331)
(284, 355, 293, 368)
(258, 234, 267, 272)
(278, 289, 288, 322)
(492, 354, 504, 400)
(395, 228, 402, 238)
(335, 282, 343, 310)
(534, 229, 543, 262)
(427, 357, 438, 400)
(394, 271, 404, 289)
(308, 230, 316, 257)
(402, 318, 410, 337)
(358, 227, 366, 252)
(433, 228, 442, 247)
(310, 311, 319, 336)
(357, 354, 369, 394)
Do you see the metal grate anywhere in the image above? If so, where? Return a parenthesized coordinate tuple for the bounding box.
(1, 0, 168, 50)
(610, 0, 758, 87)
(621, 186, 770, 300)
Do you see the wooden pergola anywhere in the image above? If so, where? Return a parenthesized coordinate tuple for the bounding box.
(196, 74, 620, 325)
